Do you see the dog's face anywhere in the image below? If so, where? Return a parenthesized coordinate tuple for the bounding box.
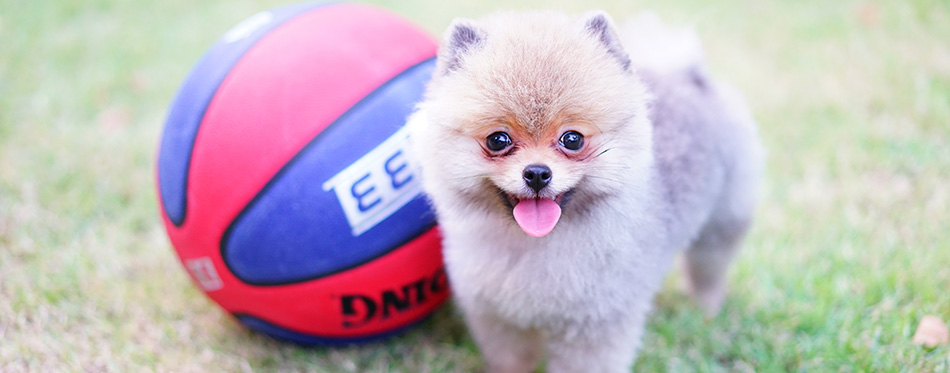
(410, 11, 654, 237)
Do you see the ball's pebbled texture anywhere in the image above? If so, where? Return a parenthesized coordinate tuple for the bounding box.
(156, 2, 447, 345)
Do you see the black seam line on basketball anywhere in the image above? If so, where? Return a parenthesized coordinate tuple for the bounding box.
(219, 56, 438, 287)
(161, 1, 333, 227)
(232, 309, 439, 345)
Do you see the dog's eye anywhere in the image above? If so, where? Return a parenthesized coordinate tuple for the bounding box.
(559, 130, 584, 151)
(486, 131, 512, 152)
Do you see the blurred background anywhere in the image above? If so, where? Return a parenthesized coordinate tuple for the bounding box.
(1, 0, 948, 370)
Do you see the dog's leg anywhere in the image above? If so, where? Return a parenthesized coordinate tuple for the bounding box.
(544, 315, 647, 373)
(466, 312, 542, 373)
(683, 214, 750, 317)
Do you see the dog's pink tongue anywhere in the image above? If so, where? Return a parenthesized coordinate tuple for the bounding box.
(512, 198, 561, 237)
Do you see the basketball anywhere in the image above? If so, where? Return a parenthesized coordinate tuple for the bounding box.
(156, 2, 447, 345)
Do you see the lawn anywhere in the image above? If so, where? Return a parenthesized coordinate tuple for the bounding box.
(1, 0, 948, 371)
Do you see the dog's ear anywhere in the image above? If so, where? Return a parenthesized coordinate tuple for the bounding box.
(438, 18, 485, 75)
(584, 11, 631, 71)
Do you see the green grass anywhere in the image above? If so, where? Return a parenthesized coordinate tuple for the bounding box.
(2, 0, 949, 370)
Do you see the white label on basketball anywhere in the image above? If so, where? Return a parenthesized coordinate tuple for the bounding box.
(185, 257, 224, 291)
(323, 126, 423, 236)
(223, 11, 274, 43)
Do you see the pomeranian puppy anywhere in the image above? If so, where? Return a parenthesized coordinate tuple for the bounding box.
(406, 10, 762, 372)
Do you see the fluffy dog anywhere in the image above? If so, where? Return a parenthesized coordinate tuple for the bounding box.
(406, 10, 762, 372)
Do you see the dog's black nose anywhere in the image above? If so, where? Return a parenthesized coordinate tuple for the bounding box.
(522, 164, 552, 193)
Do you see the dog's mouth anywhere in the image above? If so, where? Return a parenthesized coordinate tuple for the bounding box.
(498, 189, 573, 238)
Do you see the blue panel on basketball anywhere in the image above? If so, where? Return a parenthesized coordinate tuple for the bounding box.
(221, 59, 438, 285)
(235, 313, 428, 345)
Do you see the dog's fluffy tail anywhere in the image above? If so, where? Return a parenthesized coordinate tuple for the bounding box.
(620, 12, 705, 77)
(621, 12, 757, 131)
